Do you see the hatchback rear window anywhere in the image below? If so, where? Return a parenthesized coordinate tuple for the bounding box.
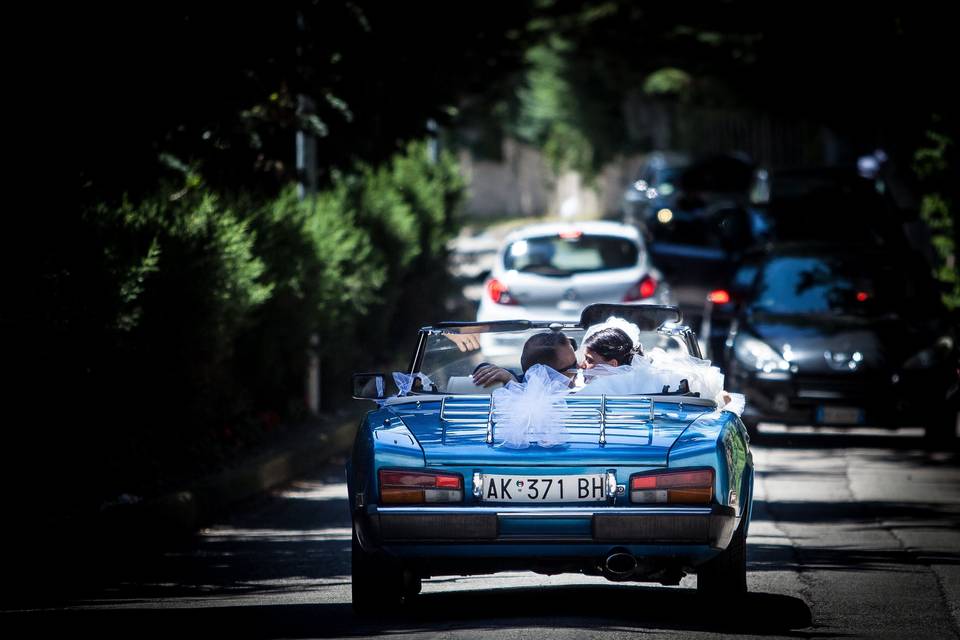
(504, 235, 639, 275)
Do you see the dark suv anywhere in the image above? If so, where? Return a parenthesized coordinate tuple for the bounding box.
(622, 152, 758, 321)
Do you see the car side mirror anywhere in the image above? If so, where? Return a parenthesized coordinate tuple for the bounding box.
(353, 373, 388, 400)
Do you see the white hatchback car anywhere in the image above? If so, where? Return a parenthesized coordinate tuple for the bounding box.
(477, 221, 673, 323)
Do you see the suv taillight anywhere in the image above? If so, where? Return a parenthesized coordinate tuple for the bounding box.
(707, 289, 731, 304)
(623, 275, 657, 301)
(380, 469, 464, 504)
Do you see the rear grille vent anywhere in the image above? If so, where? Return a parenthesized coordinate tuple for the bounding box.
(439, 395, 704, 446)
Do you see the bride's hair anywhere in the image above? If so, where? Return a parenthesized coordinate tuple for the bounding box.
(583, 327, 641, 365)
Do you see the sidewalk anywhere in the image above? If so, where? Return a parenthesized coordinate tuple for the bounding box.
(97, 407, 366, 545)
(11, 406, 367, 589)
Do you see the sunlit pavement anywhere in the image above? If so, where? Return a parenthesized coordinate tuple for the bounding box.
(8, 429, 960, 639)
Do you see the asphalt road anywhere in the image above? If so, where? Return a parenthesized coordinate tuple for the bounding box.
(8, 428, 960, 639)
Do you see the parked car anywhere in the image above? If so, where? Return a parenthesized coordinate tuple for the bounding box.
(622, 152, 759, 318)
(476, 221, 672, 323)
(701, 166, 922, 370)
(348, 303, 754, 612)
(718, 243, 959, 439)
(622, 151, 692, 226)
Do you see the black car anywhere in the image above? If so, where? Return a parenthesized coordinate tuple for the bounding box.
(702, 167, 925, 368)
(622, 152, 759, 322)
(718, 244, 959, 440)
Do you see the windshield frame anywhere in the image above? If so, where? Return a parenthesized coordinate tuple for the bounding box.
(406, 321, 702, 392)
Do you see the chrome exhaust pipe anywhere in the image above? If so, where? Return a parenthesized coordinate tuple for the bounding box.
(604, 551, 638, 578)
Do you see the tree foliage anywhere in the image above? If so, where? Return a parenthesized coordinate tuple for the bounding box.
(80, 1, 535, 205)
(54, 139, 466, 502)
(914, 120, 959, 309)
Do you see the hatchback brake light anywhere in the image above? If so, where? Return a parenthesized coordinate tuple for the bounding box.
(630, 469, 714, 504)
(487, 278, 519, 305)
(380, 469, 464, 504)
(623, 275, 657, 301)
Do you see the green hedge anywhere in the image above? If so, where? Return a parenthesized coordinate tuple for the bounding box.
(914, 122, 959, 310)
(59, 140, 464, 502)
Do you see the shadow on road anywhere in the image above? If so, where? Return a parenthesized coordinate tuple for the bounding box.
(21, 585, 821, 639)
(748, 429, 959, 458)
(751, 498, 960, 526)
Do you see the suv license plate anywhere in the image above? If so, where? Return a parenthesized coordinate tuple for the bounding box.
(817, 406, 864, 425)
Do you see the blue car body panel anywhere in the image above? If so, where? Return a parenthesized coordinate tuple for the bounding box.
(348, 395, 753, 581)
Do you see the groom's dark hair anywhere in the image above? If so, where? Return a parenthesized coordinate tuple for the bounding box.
(521, 331, 573, 373)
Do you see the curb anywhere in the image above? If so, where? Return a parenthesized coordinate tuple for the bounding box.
(129, 409, 365, 541)
(11, 409, 369, 593)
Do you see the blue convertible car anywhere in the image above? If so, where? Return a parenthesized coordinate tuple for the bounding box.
(347, 304, 753, 612)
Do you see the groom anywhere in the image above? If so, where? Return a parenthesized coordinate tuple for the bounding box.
(472, 331, 579, 388)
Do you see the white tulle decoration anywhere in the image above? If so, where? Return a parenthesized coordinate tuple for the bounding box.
(492, 364, 572, 449)
(722, 393, 746, 417)
(392, 372, 435, 396)
(579, 348, 727, 403)
(648, 348, 726, 403)
(581, 316, 643, 355)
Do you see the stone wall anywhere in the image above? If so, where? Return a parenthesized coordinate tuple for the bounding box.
(458, 138, 645, 220)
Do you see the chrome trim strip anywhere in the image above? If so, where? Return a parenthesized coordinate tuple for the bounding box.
(472, 472, 484, 498)
(372, 506, 713, 516)
(599, 395, 607, 446)
(387, 394, 717, 408)
(486, 396, 495, 445)
(440, 396, 448, 445)
(605, 470, 617, 499)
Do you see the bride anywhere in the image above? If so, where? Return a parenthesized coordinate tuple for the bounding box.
(575, 317, 740, 413)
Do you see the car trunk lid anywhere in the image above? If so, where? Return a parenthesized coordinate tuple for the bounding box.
(392, 396, 712, 466)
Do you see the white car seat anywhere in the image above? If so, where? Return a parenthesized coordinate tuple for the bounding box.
(445, 376, 505, 394)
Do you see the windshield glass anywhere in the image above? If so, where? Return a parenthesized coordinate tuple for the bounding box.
(503, 235, 639, 275)
(415, 327, 691, 395)
(750, 254, 940, 316)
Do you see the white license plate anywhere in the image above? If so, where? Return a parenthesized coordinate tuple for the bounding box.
(818, 405, 864, 425)
(478, 474, 606, 503)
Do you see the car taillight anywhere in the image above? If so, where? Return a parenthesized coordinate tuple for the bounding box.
(486, 278, 519, 305)
(630, 469, 714, 504)
(623, 275, 657, 301)
(707, 289, 730, 304)
(379, 469, 464, 504)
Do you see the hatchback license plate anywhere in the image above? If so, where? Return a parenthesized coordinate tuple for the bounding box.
(478, 474, 606, 502)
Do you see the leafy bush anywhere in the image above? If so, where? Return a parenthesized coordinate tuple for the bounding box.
(914, 121, 959, 310)
(45, 139, 465, 506)
(50, 183, 273, 502)
(236, 184, 387, 415)
(235, 140, 464, 417)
